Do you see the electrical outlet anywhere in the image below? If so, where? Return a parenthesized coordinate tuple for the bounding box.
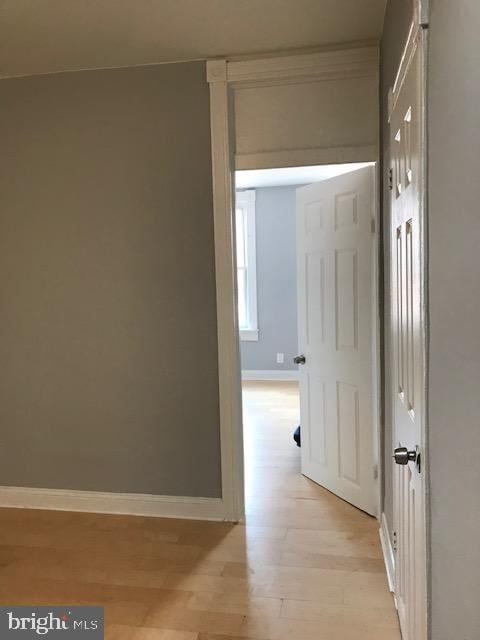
(276, 353, 284, 364)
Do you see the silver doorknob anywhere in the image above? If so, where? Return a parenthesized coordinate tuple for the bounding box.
(293, 354, 306, 365)
(393, 446, 420, 470)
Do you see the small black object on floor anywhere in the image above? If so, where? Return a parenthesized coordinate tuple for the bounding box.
(293, 425, 301, 447)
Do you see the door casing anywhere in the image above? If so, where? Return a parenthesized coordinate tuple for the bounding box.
(207, 50, 383, 523)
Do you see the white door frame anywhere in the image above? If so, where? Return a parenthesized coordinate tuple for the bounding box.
(207, 46, 380, 522)
(386, 0, 429, 634)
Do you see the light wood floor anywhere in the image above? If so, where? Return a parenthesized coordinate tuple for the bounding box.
(0, 381, 400, 640)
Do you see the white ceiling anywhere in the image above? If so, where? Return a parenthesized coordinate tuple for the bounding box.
(0, 0, 386, 78)
(236, 163, 373, 189)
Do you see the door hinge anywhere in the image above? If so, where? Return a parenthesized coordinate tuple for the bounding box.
(371, 219, 376, 234)
(393, 530, 398, 552)
(388, 168, 393, 191)
(373, 463, 378, 479)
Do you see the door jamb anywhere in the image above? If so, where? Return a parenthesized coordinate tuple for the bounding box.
(207, 47, 380, 522)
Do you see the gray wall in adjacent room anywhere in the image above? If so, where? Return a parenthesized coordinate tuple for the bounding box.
(380, 0, 413, 537)
(239, 186, 298, 372)
(428, 1, 480, 637)
(0, 61, 222, 498)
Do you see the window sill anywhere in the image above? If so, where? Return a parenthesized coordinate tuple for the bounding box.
(240, 329, 259, 342)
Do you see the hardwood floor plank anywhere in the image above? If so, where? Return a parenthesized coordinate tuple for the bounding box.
(142, 607, 244, 636)
(280, 599, 399, 628)
(238, 615, 395, 640)
(106, 624, 199, 640)
(187, 592, 282, 617)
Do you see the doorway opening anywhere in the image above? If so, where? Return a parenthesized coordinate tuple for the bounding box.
(234, 162, 380, 519)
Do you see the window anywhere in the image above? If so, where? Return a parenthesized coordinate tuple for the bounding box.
(236, 190, 258, 341)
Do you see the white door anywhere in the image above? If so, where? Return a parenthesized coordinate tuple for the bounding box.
(296, 166, 376, 515)
(390, 32, 427, 640)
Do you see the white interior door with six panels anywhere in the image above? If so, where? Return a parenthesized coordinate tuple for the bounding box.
(390, 31, 427, 640)
(296, 166, 376, 515)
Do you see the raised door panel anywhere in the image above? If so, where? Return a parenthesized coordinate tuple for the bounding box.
(306, 374, 327, 467)
(305, 251, 326, 349)
(335, 192, 358, 231)
(335, 248, 359, 351)
(337, 381, 360, 485)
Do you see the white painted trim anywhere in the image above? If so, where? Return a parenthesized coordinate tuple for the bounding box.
(415, 0, 430, 28)
(0, 486, 226, 520)
(242, 370, 299, 381)
(236, 189, 258, 336)
(235, 145, 377, 171)
(207, 45, 382, 526)
(372, 164, 382, 519)
(207, 59, 245, 523)
(236, 189, 256, 204)
(226, 46, 379, 87)
(240, 329, 259, 342)
(379, 513, 396, 594)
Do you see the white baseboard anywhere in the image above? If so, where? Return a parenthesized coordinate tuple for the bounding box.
(0, 486, 226, 521)
(379, 512, 396, 593)
(242, 369, 299, 381)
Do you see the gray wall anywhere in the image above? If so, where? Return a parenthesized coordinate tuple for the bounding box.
(239, 186, 298, 372)
(428, 2, 480, 637)
(0, 62, 222, 498)
(380, 0, 413, 535)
